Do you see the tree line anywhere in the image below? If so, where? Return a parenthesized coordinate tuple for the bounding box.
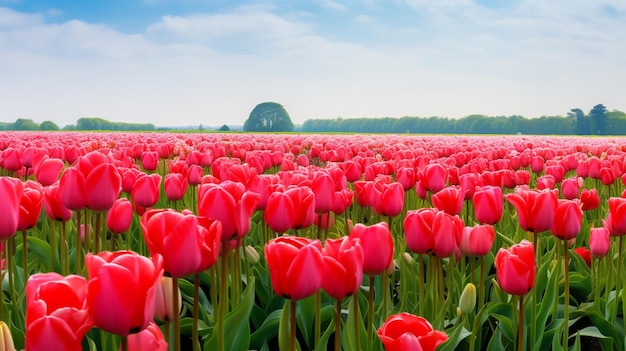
(300, 104, 626, 135)
(0, 117, 155, 131)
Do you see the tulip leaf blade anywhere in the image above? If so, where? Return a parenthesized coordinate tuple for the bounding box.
(26, 236, 61, 273)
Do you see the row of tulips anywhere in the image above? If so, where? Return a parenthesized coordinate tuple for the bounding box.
(1, 132, 626, 350)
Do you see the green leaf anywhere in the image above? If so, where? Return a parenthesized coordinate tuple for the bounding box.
(487, 302, 515, 343)
(438, 322, 471, 351)
(250, 309, 282, 349)
(205, 278, 256, 351)
(26, 236, 61, 273)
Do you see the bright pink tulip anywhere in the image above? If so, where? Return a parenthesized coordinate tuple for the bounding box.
(59, 167, 86, 211)
(505, 188, 558, 233)
(26, 273, 93, 351)
(321, 236, 364, 300)
(404, 208, 437, 255)
(164, 173, 188, 201)
(141, 209, 222, 277)
(34, 158, 64, 187)
(107, 198, 133, 234)
(187, 164, 203, 186)
(349, 222, 394, 276)
(85, 250, 163, 336)
(473, 185, 503, 225)
(550, 199, 583, 240)
(141, 151, 159, 171)
(431, 210, 464, 258)
(561, 177, 581, 200)
(84, 163, 122, 211)
(422, 163, 447, 193)
(396, 167, 416, 191)
(374, 180, 405, 217)
(589, 227, 610, 258)
(124, 321, 168, 351)
(460, 225, 495, 257)
(608, 197, 626, 235)
(1, 148, 22, 171)
(131, 173, 162, 208)
(580, 188, 600, 211)
(432, 186, 464, 216)
(18, 180, 44, 232)
(311, 171, 335, 214)
(0, 176, 24, 239)
(377, 312, 448, 351)
(495, 240, 535, 295)
(43, 181, 73, 222)
(264, 236, 324, 300)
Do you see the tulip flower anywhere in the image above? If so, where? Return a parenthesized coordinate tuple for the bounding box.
(377, 312, 448, 351)
(311, 171, 335, 214)
(1, 148, 22, 172)
(321, 236, 364, 300)
(84, 163, 122, 212)
(349, 222, 394, 276)
(495, 240, 535, 296)
(59, 167, 86, 211)
(264, 236, 324, 301)
(505, 188, 558, 234)
(550, 199, 583, 240)
(85, 250, 163, 336)
(164, 173, 188, 202)
(0, 176, 23, 240)
(34, 157, 64, 187)
(131, 173, 162, 209)
(460, 225, 495, 257)
(26, 273, 93, 351)
(43, 181, 73, 223)
(608, 197, 626, 235)
(432, 185, 465, 216)
(421, 163, 447, 193)
(0, 321, 15, 351)
(17, 180, 44, 232)
(589, 227, 610, 258)
(374, 180, 405, 217)
(141, 209, 222, 278)
(573, 247, 591, 268)
(106, 198, 133, 234)
(560, 177, 581, 200)
(141, 151, 159, 171)
(473, 185, 503, 225)
(125, 321, 168, 351)
(580, 189, 600, 211)
(153, 276, 182, 322)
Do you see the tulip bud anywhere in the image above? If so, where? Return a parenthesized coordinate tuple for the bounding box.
(245, 245, 260, 264)
(154, 276, 182, 322)
(402, 252, 413, 266)
(459, 283, 476, 314)
(0, 321, 15, 351)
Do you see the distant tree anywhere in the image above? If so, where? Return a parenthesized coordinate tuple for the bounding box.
(40, 120, 60, 131)
(219, 124, 230, 131)
(244, 102, 294, 132)
(12, 118, 39, 130)
(589, 104, 607, 134)
(567, 108, 589, 135)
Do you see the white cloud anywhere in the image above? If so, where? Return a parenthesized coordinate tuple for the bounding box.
(353, 14, 374, 24)
(316, 0, 347, 12)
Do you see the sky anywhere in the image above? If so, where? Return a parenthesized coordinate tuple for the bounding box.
(1, 0, 625, 128)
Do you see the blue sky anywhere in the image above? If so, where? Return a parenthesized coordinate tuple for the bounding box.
(1, 0, 625, 128)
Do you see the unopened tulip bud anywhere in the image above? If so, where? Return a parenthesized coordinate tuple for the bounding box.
(459, 283, 477, 314)
(245, 245, 260, 264)
(0, 321, 15, 351)
(402, 252, 413, 266)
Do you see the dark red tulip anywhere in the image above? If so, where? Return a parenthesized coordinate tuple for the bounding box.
(85, 250, 163, 336)
(377, 312, 448, 351)
(264, 236, 324, 300)
(505, 187, 558, 233)
(495, 240, 535, 295)
(141, 209, 221, 277)
(106, 198, 133, 234)
(0, 176, 24, 239)
(349, 222, 393, 276)
(573, 247, 591, 268)
(18, 180, 44, 232)
(26, 273, 93, 351)
(321, 236, 364, 300)
(131, 173, 162, 208)
(550, 199, 582, 240)
(164, 173, 188, 201)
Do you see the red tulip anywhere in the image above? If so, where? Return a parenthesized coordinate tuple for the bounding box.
(264, 236, 324, 300)
(580, 189, 600, 211)
(18, 180, 44, 232)
(377, 312, 448, 351)
(85, 250, 163, 336)
(550, 199, 583, 240)
(422, 163, 447, 193)
(153, 276, 182, 322)
(561, 177, 581, 200)
(198, 181, 260, 241)
(404, 208, 437, 255)
(342, 159, 362, 182)
(311, 171, 335, 214)
(84, 163, 122, 211)
(396, 167, 416, 191)
(349, 222, 394, 276)
(141, 209, 222, 277)
(34, 158, 64, 187)
(26, 273, 93, 351)
(573, 247, 591, 268)
(0, 176, 23, 239)
(321, 236, 364, 300)
(164, 173, 188, 201)
(43, 181, 73, 222)
(107, 198, 133, 234)
(131, 173, 162, 208)
(432, 186, 464, 216)
(505, 187, 558, 233)
(141, 151, 159, 171)
(530, 155, 543, 173)
(1, 148, 22, 172)
(431, 210, 464, 258)
(354, 180, 377, 208)
(495, 240, 535, 295)
(124, 321, 168, 351)
(473, 185, 503, 225)
(59, 167, 86, 211)
(187, 164, 203, 186)
(460, 225, 495, 257)
(589, 227, 610, 258)
(535, 175, 555, 190)
(608, 197, 626, 235)
(374, 180, 405, 217)
(331, 188, 354, 215)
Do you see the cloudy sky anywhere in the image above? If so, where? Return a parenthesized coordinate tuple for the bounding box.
(1, 0, 625, 128)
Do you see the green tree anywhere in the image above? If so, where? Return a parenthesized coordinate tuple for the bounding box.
(589, 104, 607, 134)
(567, 108, 589, 135)
(218, 124, 230, 131)
(243, 102, 294, 132)
(40, 120, 60, 131)
(12, 118, 39, 130)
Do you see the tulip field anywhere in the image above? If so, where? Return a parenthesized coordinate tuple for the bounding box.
(2, 131, 626, 350)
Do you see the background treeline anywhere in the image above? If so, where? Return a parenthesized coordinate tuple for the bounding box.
(301, 104, 626, 135)
(0, 117, 155, 131)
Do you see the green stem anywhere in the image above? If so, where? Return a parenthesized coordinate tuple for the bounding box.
(419, 254, 425, 317)
(530, 232, 539, 346)
(0, 244, 4, 321)
(217, 248, 230, 351)
(22, 230, 28, 284)
(8, 237, 15, 310)
(353, 294, 361, 351)
(290, 299, 297, 351)
(382, 270, 388, 321)
(121, 335, 128, 351)
(173, 277, 181, 351)
(315, 290, 321, 350)
(478, 256, 485, 312)
(335, 299, 342, 351)
(76, 211, 82, 274)
(367, 275, 375, 351)
(193, 273, 200, 351)
(518, 295, 524, 351)
(612, 236, 624, 324)
(49, 218, 57, 271)
(563, 241, 570, 348)
(61, 221, 69, 275)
